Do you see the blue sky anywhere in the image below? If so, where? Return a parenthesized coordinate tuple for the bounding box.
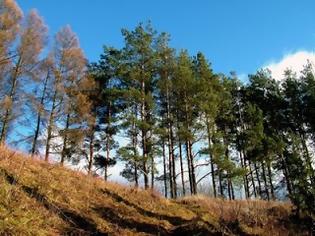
(17, 0, 315, 77)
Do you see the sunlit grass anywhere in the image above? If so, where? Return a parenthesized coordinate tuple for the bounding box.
(0, 145, 311, 235)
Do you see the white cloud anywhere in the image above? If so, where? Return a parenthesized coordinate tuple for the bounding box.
(263, 50, 315, 80)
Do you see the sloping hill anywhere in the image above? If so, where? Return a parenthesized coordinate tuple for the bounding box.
(0, 145, 311, 235)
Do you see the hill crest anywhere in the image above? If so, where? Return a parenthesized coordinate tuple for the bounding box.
(0, 145, 311, 235)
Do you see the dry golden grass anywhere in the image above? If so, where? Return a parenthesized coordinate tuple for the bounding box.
(178, 195, 301, 235)
(0, 145, 312, 235)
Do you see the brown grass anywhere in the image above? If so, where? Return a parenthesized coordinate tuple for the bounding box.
(0, 145, 311, 235)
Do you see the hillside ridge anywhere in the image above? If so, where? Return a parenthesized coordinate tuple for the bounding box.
(0, 146, 311, 235)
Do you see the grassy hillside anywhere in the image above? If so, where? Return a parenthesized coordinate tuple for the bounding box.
(0, 145, 311, 235)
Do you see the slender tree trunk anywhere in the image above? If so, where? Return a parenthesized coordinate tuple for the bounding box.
(167, 132, 175, 196)
(300, 132, 315, 183)
(240, 151, 249, 199)
(248, 160, 257, 198)
(267, 162, 275, 200)
(280, 154, 292, 195)
(223, 137, 233, 200)
(87, 134, 94, 175)
(179, 140, 185, 196)
(104, 137, 110, 181)
(31, 71, 50, 155)
(254, 162, 262, 199)
(227, 178, 232, 200)
(261, 161, 270, 201)
(230, 178, 235, 200)
(162, 140, 168, 197)
(218, 170, 224, 197)
(0, 57, 21, 143)
(188, 140, 197, 194)
(170, 126, 177, 197)
(61, 113, 70, 165)
(104, 104, 112, 181)
(151, 148, 155, 189)
(134, 162, 139, 188)
(45, 89, 58, 162)
(166, 85, 176, 197)
(168, 139, 174, 198)
(132, 105, 138, 188)
(207, 122, 217, 197)
(141, 79, 149, 190)
(185, 140, 193, 195)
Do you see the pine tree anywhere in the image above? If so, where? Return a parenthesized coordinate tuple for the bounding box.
(173, 50, 199, 195)
(194, 52, 221, 197)
(88, 47, 124, 180)
(118, 23, 158, 189)
(156, 32, 178, 197)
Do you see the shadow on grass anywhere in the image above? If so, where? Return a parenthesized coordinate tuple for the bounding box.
(1, 169, 107, 236)
(101, 188, 220, 236)
(93, 205, 170, 235)
(101, 188, 192, 226)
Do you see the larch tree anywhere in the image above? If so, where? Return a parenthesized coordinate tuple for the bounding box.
(0, 0, 22, 67)
(44, 26, 91, 163)
(29, 56, 54, 155)
(0, 9, 47, 143)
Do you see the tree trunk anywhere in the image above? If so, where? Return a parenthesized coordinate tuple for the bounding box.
(31, 71, 50, 156)
(207, 122, 217, 197)
(141, 79, 149, 190)
(134, 162, 139, 188)
(170, 126, 177, 197)
(185, 141, 193, 195)
(132, 105, 138, 188)
(45, 89, 58, 162)
(151, 150, 155, 189)
(227, 178, 232, 200)
(240, 151, 249, 199)
(87, 134, 94, 175)
(230, 178, 235, 200)
(261, 161, 270, 201)
(188, 140, 197, 194)
(166, 84, 176, 197)
(248, 160, 257, 198)
(218, 170, 224, 197)
(104, 136, 110, 181)
(162, 140, 168, 197)
(168, 131, 175, 197)
(104, 104, 112, 181)
(179, 140, 185, 196)
(168, 139, 174, 198)
(254, 162, 262, 199)
(267, 162, 275, 200)
(280, 154, 292, 195)
(60, 113, 70, 165)
(0, 57, 21, 143)
(300, 132, 315, 183)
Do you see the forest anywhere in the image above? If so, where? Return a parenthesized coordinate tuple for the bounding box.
(0, 0, 314, 220)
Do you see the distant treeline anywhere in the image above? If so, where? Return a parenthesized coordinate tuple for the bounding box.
(0, 0, 314, 217)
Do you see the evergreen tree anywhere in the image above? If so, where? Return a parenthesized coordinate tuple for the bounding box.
(173, 50, 200, 195)
(118, 23, 158, 189)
